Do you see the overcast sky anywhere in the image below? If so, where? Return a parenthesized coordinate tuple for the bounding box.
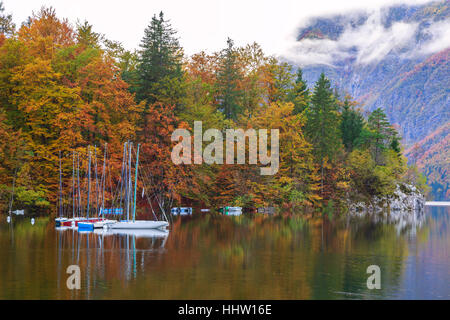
(4, 0, 436, 57)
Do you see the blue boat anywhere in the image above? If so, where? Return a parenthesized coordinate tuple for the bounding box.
(78, 222, 94, 231)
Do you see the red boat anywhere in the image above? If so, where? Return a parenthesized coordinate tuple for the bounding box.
(60, 218, 103, 227)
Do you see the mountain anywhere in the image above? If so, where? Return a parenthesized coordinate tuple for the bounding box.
(286, 0, 449, 200)
(405, 123, 449, 200)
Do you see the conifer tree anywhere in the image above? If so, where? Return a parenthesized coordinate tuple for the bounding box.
(367, 108, 396, 165)
(340, 99, 364, 152)
(305, 73, 341, 193)
(216, 38, 243, 120)
(136, 11, 184, 108)
(0, 2, 15, 37)
(288, 68, 309, 114)
(76, 20, 101, 48)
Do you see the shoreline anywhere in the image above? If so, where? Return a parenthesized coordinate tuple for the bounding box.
(425, 201, 450, 206)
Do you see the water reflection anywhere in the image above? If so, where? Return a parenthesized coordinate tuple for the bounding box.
(0, 207, 448, 299)
(53, 227, 169, 299)
(350, 209, 426, 236)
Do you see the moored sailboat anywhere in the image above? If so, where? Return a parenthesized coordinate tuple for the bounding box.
(105, 143, 169, 230)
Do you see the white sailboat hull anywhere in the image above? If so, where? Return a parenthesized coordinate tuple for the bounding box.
(92, 220, 116, 228)
(106, 220, 169, 230)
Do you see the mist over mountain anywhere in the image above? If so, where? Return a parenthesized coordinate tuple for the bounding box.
(285, 0, 449, 200)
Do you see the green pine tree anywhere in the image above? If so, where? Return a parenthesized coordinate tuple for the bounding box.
(76, 20, 102, 48)
(340, 99, 364, 152)
(136, 11, 185, 108)
(367, 108, 397, 165)
(0, 2, 15, 37)
(216, 38, 243, 120)
(287, 68, 309, 114)
(305, 73, 341, 192)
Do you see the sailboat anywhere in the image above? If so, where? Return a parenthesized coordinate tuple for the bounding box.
(104, 142, 169, 231)
(75, 145, 116, 230)
(58, 146, 115, 228)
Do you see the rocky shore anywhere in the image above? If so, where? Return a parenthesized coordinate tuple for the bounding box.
(348, 184, 425, 215)
(348, 184, 426, 234)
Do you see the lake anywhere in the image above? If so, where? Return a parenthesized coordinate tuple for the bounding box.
(0, 206, 448, 299)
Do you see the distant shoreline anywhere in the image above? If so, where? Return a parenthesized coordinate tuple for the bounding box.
(425, 201, 450, 206)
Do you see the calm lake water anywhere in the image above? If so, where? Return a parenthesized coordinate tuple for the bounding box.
(0, 206, 448, 299)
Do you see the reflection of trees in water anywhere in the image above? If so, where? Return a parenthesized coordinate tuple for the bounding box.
(160, 213, 428, 299)
(0, 210, 439, 299)
(53, 227, 168, 299)
(0, 216, 53, 299)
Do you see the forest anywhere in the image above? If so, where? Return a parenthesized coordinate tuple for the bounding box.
(0, 5, 428, 216)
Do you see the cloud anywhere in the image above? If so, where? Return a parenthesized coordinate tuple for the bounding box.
(418, 19, 450, 55)
(283, 4, 449, 67)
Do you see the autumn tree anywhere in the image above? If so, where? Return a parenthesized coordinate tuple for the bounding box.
(251, 102, 321, 209)
(0, 7, 143, 212)
(138, 103, 193, 215)
(18, 7, 74, 59)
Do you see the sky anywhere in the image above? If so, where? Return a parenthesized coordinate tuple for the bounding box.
(4, 0, 440, 59)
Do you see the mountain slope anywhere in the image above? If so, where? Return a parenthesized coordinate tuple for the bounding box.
(287, 0, 449, 200)
(405, 123, 449, 200)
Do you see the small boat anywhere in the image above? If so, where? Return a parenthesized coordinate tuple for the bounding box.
(219, 206, 242, 216)
(63, 217, 104, 227)
(78, 219, 117, 231)
(55, 217, 68, 227)
(171, 207, 193, 215)
(257, 207, 275, 214)
(104, 220, 169, 230)
(55, 226, 71, 231)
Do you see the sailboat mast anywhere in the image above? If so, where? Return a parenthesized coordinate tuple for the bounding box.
(119, 142, 126, 209)
(87, 146, 91, 219)
(101, 143, 107, 220)
(127, 142, 132, 221)
(94, 146, 99, 217)
(59, 151, 62, 218)
(123, 141, 128, 220)
(77, 152, 81, 218)
(132, 144, 140, 222)
(72, 151, 75, 219)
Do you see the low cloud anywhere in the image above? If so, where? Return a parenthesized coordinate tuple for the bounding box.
(284, 6, 449, 66)
(418, 19, 450, 55)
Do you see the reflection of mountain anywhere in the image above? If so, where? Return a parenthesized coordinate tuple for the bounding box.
(287, 1, 449, 200)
